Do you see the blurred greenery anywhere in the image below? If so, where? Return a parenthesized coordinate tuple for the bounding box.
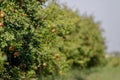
(57, 55, 120, 80)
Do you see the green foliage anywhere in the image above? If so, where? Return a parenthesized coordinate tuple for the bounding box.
(0, 0, 106, 79)
(44, 3, 106, 68)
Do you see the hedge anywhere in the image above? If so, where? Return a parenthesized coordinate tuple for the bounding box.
(0, 0, 106, 79)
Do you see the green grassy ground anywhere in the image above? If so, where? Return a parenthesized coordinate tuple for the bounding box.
(85, 57, 120, 80)
(60, 57, 120, 80)
(85, 66, 120, 80)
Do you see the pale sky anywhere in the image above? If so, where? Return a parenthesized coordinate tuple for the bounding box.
(59, 0, 120, 53)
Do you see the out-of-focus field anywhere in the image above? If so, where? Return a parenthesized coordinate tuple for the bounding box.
(86, 63, 120, 80)
(61, 57, 120, 80)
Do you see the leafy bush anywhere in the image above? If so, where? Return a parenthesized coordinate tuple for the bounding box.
(0, 0, 106, 79)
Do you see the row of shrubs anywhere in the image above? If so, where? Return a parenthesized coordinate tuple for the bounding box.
(0, 0, 106, 79)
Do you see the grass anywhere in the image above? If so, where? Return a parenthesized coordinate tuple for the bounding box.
(59, 57, 120, 80)
(85, 57, 120, 80)
(85, 66, 120, 80)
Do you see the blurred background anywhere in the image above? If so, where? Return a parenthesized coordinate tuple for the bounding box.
(59, 0, 120, 53)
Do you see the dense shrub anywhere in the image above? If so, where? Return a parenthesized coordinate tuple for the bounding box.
(0, 0, 106, 79)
